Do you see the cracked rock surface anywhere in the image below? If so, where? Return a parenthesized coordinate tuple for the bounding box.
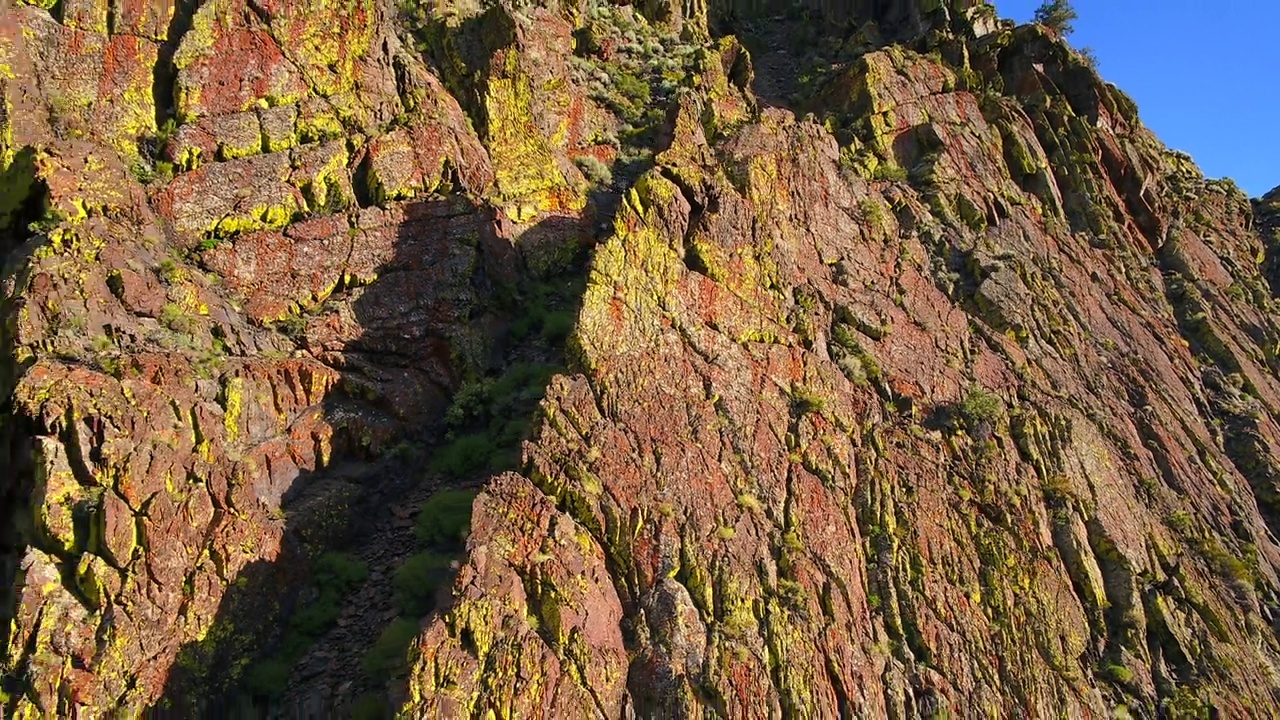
(4, 0, 1280, 718)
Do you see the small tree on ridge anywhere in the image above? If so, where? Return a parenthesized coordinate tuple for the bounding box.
(1034, 0, 1079, 37)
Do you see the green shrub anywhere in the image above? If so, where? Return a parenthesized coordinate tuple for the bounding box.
(612, 70, 651, 108)
(490, 417, 531, 449)
(573, 155, 613, 186)
(539, 309, 576, 343)
(1076, 46, 1099, 70)
(155, 117, 178, 147)
(721, 603, 756, 637)
(285, 553, 367, 653)
(243, 553, 369, 700)
(244, 657, 291, 698)
(1166, 510, 1192, 534)
(128, 158, 175, 186)
(288, 594, 341, 644)
(414, 489, 477, 547)
(865, 193, 896, 233)
(777, 578, 805, 608)
(443, 378, 494, 430)
(509, 282, 581, 345)
(1099, 663, 1134, 685)
(433, 363, 558, 478)
(834, 350, 867, 386)
(1161, 687, 1211, 719)
(315, 552, 369, 587)
(429, 427, 528, 479)
(385, 440, 425, 462)
(959, 387, 1002, 426)
(160, 303, 193, 333)
(27, 209, 64, 235)
(1201, 538, 1254, 586)
(274, 313, 307, 342)
(361, 618, 420, 677)
(510, 312, 538, 341)
(428, 434, 498, 479)
(95, 354, 122, 378)
(790, 386, 827, 415)
(393, 551, 454, 616)
(1040, 475, 1073, 507)
(444, 364, 559, 433)
(128, 160, 155, 185)
(157, 257, 183, 284)
(871, 163, 909, 182)
(489, 363, 559, 401)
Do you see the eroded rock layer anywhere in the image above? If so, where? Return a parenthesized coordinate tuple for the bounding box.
(3, 0, 1280, 718)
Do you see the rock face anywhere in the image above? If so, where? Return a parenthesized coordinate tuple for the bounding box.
(3, 0, 1280, 717)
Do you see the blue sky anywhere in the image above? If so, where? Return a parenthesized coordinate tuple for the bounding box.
(996, 0, 1279, 197)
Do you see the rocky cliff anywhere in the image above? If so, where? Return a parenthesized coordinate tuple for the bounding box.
(3, 0, 1280, 717)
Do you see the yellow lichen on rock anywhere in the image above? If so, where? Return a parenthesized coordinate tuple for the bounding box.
(483, 53, 585, 222)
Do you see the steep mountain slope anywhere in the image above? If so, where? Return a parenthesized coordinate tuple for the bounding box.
(3, 0, 1280, 717)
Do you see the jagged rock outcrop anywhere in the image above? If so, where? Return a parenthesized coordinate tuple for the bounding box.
(0, 0, 509, 713)
(410, 3, 1280, 718)
(4, 0, 1280, 717)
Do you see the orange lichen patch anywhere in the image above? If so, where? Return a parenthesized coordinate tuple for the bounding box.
(572, 144, 618, 165)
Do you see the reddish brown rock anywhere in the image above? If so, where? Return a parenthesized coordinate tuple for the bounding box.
(173, 16, 308, 123)
(412, 472, 629, 718)
(201, 215, 352, 322)
(252, 0, 377, 99)
(6, 0, 1280, 718)
(112, 0, 175, 40)
(206, 110, 262, 160)
(155, 150, 305, 239)
(60, 0, 108, 34)
(409, 14, 1280, 720)
(13, 6, 158, 157)
(1, 1, 498, 712)
(106, 266, 167, 317)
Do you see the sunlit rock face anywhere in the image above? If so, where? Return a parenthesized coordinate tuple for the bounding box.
(3, 1, 1280, 718)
